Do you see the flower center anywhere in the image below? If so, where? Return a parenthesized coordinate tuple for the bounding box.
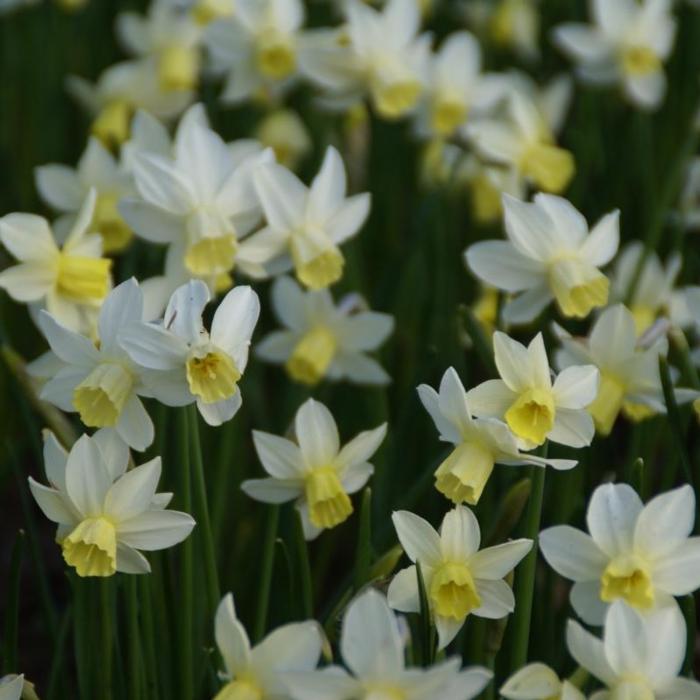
(519, 142, 575, 194)
(431, 97, 468, 136)
(185, 210, 238, 276)
(285, 326, 337, 386)
(505, 387, 555, 446)
(92, 100, 133, 149)
(472, 286, 499, 334)
(213, 678, 263, 700)
(62, 517, 117, 577)
(548, 257, 609, 319)
(290, 227, 345, 290)
(365, 687, 406, 700)
(191, 0, 234, 25)
(304, 467, 353, 529)
(256, 31, 297, 80)
(186, 350, 241, 404)
(611, 678, 655, 700)
(621, 46, 660, 77)
(56, 253, 111, 303)
(434, 441, 495, 505)
(490, 0, 524, 45)
(588, 372, 625, 437)
(371, 78, 423, 120)
(73, 362, 134, 428)
(600, 555, 655, 609)
(430, 561, 481, 621)
(158, 45, 200, 92)
(470, 174, 502, 224)
(94, 194, 133, 253)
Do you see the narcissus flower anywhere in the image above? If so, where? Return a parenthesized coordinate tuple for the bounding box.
(0, 675, 24, 700)
(283, 588, 493, 700)
(553, 0, 676, 111)
(388, 506, 532, 649)
(38, 279, 157, 450)
(254, 109, 312, 170)
(418, 367, 576, 505)
(468, 332, 598, 449)
(28, 431, 194, 577)
(241, 398, 386, 539)
(36, 137, 135, 254)
(213, 592, 322, 700)
(466, 194, 619, 323)
(0, 189, 112, 335)
(466, 0, 539, 61)
(256, 277, 394, 386)
(540, 483, 700, 625)
(242, 146, 370, 290)
(567, 601, 700, 698)
(501, 663, 585, 700)
(120, 280, 260, 426)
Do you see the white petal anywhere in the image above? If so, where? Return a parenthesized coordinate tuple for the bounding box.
(539, 526, 607, 582)
(548, 408, 594, 448)
(466, 380, 515, 418)
(589, 305, 636, 365)
(215, 593, 251, 677)
(472, 579, 514, 618)
(566, 619, 616, 686)
(38, 311, 99, 367)
(98, 278, 144, 354)
(164, 280, 210, 345)
(642, 603, 686, 685)
(104, 458, 161, 522)
(604, 601, 648, 677)
(579, 211, 620, 267)
(437, 368, 472, 434)
(253, 162, 307, 231)
(252, 621, 322, 683)
(281, 668, 358, 700)
(653, 538, 700, 595)
(387, 565, 420, 613)
(197, 392, 242, 427)
(570, 580, 608, 626)
(500, 662, 562, 699)
(0, 213, 57, 261)
(65, 435, 112, 515)
(0, 262, 55, 302)
(465, 241, 544, 292)
(502, 286, 553, 325)
(335, 424, 387, 473)
(308, 146, 346, 223)
(119, 322, 188, 370)
(211, 285, 260, 367)
(391, 510, 442, 567)
(118, 199, 184, 244)
(270, 275, 306, 330)
(116, 543, 151, 574)
(118, 509, 195, 550)
(253, 431, 304, 479)
(503, 195, 560, 261)
(586, 483, 643, 558)
(28, 478, 76, 524)
(295, 399, 340, 469)
(334, 352, 391, 385)
(35, 165, 85, 211)
(493, 332, 531, 392)
(435, 615, 463, 650)
(553, 365, 599, 409)
(132, 153, 195, 214)
(335, 312, 393, 352)
(240, 478, 301, 504)
(93, 429, 130, 481)
(533, 194, 589, 249)
(42, 430, 68, 491)
(417, 384, 461, 443)
(327, 193, 370, 245)
(116, 395, 154, 452)
(469, 539, 532, 580)
(440, 506, 481, 561)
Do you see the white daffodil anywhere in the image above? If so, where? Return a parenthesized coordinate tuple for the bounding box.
(284, 588, 493, 700)
(242, 399, 386, 539)
(37, 279, 158, 451)
(540, 482, 700, 626)
(610, 242, 688, 335)
(186, 0, 235, 26)
(554, 304, 674, 436)
(35, 137, 134, 254)
(567, 600, 700, 698)
(553, 0, 676, 111)
(256, 276, 394, 386)
(214, 592, 322, 700)
(28, 431, 194, 577)
(116, 1, 202, 93)
(67, 59, 193, 149)
(254, 109, 312, 171)
(119, 104, 272, 281)
(120, 280, 259, 427)
(388, 506, 532, 649)
(466, 0, 539, 61)
(501, 663, 585, 700)
(0, 190, 112, 336)
(418, 367, 576, 505)
(241, 146, 370, 290)
(204, 0, 306, 105)
(466, 194, 619, 323)
(0, 676, 24, 700)
(300, 0, 430, 120)
(465, 93, 575, 195)
(468, 332, 598, 450)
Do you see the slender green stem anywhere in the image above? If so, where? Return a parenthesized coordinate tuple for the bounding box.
(46, 606, 72, 700)
(3, 531, 23, 674)
(681, 594, 697, 675)
(416, 562, 435, 666)
(187, 405, 221, 612)
(99, 579, 113, 700)
(294, 510, 314, 620)
(254, 505, 279, 641)
(139, 575, 159, 700)
(127, 577, 143, 700)
(353, 488, 372, 591)
(510, 464, 546, 670)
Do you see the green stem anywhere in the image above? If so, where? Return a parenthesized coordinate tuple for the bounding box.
(3, 531, 23, 674)
(353, 488, 372, 592)
(254, 505, 279, 641)
(294, 510, 314, 620)
(127, 577, 143, 700)
(100, 579, 113, 700)
(188, 405, 221, 612)
(416, 562, 435, 666)
(139, 575, 159, 700)
(510, 464, 546, 670)
(46, 606, 72, 700)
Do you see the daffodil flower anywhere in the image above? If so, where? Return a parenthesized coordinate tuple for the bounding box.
(120, 280, 260, 427)
(501, 663, 585, 700)
(466, 0, 539, 61)
(466, 194, 619, 323)
(540, 483, 700, 626)
(36, 137, 135, 254)
(256, 276, 394, 386)
(567, 600, 700, 698)
(37, 279, 158, 451)
(0, 675, 24, 700)
(241, 146, 370, 290)
(213, 592, 323, 700)
(0, 189, 112, 336)
(554, 0, 676, 111)
(28, 431, 194, 577)
(254, 109, 312, 171)
(418, 367, 576, 505)
(388, 506, 532, 649)
(283, 588, 493, 700)
(241, 398, 386, 539)
(468, 332, 599, 450)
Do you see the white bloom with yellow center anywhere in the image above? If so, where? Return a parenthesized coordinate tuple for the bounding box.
(28, 431, 194, 577)
(388, 506, 532, 649)
(0, 675, 24, 700)
(117, 1, 203, 93)
(465, 93, 575, 195)
(567, 601, 700, 698)
(283, 588, 493, 700)
(468, 332, 598, 450)
(119, 106, 272, 280)
(419, 367, 576, 506)
(240, 146, 370, 290)
(204, 0, 305, 105)
(36, 138, 135, 254)
(120, 280, 259, 427)
(0, 189, 112, 335)
(501, 663, 585, 700)
(37, 279, 157, 451)
(540, 483, 700, 626)
(256, 277, 394, 386)
(254, 109, 312, 171)
(466, 194, 619, 323)
(213, 592, 322, 700)
(241, 398, 386, 540)
(465, 0, 539, 61)
(553, 0, 676, 111)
